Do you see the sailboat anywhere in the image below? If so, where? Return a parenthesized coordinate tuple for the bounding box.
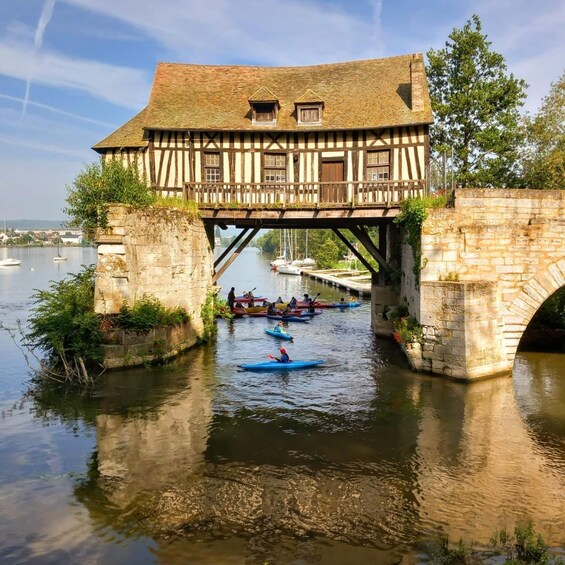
(53, 240, 68, 262)
(277, 230, 301, 275)
(302, 230, 316, 268)
(270, 229, 288, 270)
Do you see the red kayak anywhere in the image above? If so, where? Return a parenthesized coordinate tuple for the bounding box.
(234, 296, 268, 304)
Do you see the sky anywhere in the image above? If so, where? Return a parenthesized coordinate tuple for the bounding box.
(0, 0, 563, 220)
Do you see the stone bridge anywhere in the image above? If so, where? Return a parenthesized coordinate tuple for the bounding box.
(401, 189, 565, 380)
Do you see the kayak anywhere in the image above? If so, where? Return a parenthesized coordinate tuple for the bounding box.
(266, 315, 309, 323)
(264, 328, 293, 340)
(235, 296, 268, 304)
(240, 360, 325, 371)
(335, 301, 362, 308)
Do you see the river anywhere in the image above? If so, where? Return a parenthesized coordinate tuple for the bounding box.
(0, 246, 564, 564)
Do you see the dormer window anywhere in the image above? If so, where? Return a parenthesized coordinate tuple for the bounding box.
(295, 89, 324, 126)
(298, 105, 322, 124)
(254, 103, 276, 123)
(249, 87, 279, 126)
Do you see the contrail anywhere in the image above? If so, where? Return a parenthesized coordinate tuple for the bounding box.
(20, 0, 56, 123)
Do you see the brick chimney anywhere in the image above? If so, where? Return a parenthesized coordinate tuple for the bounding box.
(410, 54, 424, 112)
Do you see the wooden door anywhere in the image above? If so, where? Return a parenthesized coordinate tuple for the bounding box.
(321, 161, 346, 203)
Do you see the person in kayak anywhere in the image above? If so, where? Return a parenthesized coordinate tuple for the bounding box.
(228, 287, 236, 310)
(267, 302, 277, 315)
(275, 296, 284, 304)
(273, 321, 284, 333)
(289, 296, 297, 308)
(339, 297, 345, 304)
(276, 348, 290, 363)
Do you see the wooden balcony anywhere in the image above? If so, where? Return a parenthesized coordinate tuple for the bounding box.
(183, 180, 425, 208)
(180, 180, 425, 227)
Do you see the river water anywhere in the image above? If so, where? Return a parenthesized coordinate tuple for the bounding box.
(0, 246, 564, 564)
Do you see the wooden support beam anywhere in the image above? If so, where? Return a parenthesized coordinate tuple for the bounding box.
(332, 229, 378, 277)
(212, 228, 260, 284)
(214, 228, 250, 269)
(349, 225, 387, 286)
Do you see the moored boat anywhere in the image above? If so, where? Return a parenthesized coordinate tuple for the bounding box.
(276, 263, 301, 276)
(0, 258, 21, 267)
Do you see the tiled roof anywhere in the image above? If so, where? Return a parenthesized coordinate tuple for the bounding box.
(295, 89, 324, 104)
(94, 54, 433, 148)
(248, 86, 279, 102)
(92, 108, 148, 151)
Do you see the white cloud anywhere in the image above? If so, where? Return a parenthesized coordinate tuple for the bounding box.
(0, 39, 150, 109)
(0, 93, 114, 127)
(59, 0, 383, 64)
(470, 0, 565, 112)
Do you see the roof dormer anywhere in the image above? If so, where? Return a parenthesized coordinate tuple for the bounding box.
(248, 87, 279, 125)
(295, 89, 324, 125)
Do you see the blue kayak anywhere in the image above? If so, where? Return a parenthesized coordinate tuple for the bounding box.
(264, 328, 293, 340)
(240, 360, 325, 371)
(335, 301, 362, 308)
(266, 315, 309, 323)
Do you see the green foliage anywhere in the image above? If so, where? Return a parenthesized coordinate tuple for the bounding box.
(316, 237, 340, 269)
(117, 295, 189, 333)
(491, 522, 555, 564)
(64, 158, 155, 238)
(429, 523, 562, 565)
(199, 289, 233, 342)
(430, 536, 474, 565)
(521, 70, 565, 189)
(426, 14, 527, 188)
(395, 196, 446, 285)
(26, 266, 104, 374)
(257, 228, 350, 269)
(392, 316, 422, 344)
(153, 195, 200, 216)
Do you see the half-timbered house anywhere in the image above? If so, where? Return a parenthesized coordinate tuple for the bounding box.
(93, 54, 433, 208)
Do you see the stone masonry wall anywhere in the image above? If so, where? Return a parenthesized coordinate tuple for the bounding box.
(95, 205, 214, 347)
(421, 189, 565, 366)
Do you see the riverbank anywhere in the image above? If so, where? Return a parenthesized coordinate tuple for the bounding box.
(301, 267, 372, 296)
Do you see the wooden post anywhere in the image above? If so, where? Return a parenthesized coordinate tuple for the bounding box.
(214, 228, 250, 269)
(332, 229, 378, 276)
(212, 228, 260, 284)
(349, 225, 387, 286)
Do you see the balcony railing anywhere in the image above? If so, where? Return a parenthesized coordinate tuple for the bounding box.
(182, 180, 425, 208)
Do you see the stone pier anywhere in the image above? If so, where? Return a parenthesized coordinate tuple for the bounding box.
(372, 189, 565, 381)
(94, 205, 214, 368)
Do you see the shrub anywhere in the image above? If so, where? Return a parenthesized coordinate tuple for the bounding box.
(64, 158, 155, 238)
(392, 316, 423, 344)
(117, 295, 189, 333)
(26, 265, 103, 383)
(394, 195, 447, 286)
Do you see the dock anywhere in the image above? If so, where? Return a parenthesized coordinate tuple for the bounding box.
(301, 268, 372, 297)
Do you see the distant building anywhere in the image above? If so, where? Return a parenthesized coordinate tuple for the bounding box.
(61, 233, 83, 245)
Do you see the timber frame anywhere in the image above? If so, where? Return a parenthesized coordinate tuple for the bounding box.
(93, 54, 433, 284)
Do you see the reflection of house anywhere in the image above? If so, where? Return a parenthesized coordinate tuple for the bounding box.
(93, 54, 433, 206)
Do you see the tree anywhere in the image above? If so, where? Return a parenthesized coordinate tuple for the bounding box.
(64, 158, 155, 238)
(426, 15, 527, 187)
(315, 237, 340, 269)
(521, 70, 565, 189)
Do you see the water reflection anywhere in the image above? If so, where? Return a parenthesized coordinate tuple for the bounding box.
(1, 247, 564, 563)
(64, 349, 565, 560)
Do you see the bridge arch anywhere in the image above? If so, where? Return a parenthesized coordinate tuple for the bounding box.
(505, 259, 565, 361)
